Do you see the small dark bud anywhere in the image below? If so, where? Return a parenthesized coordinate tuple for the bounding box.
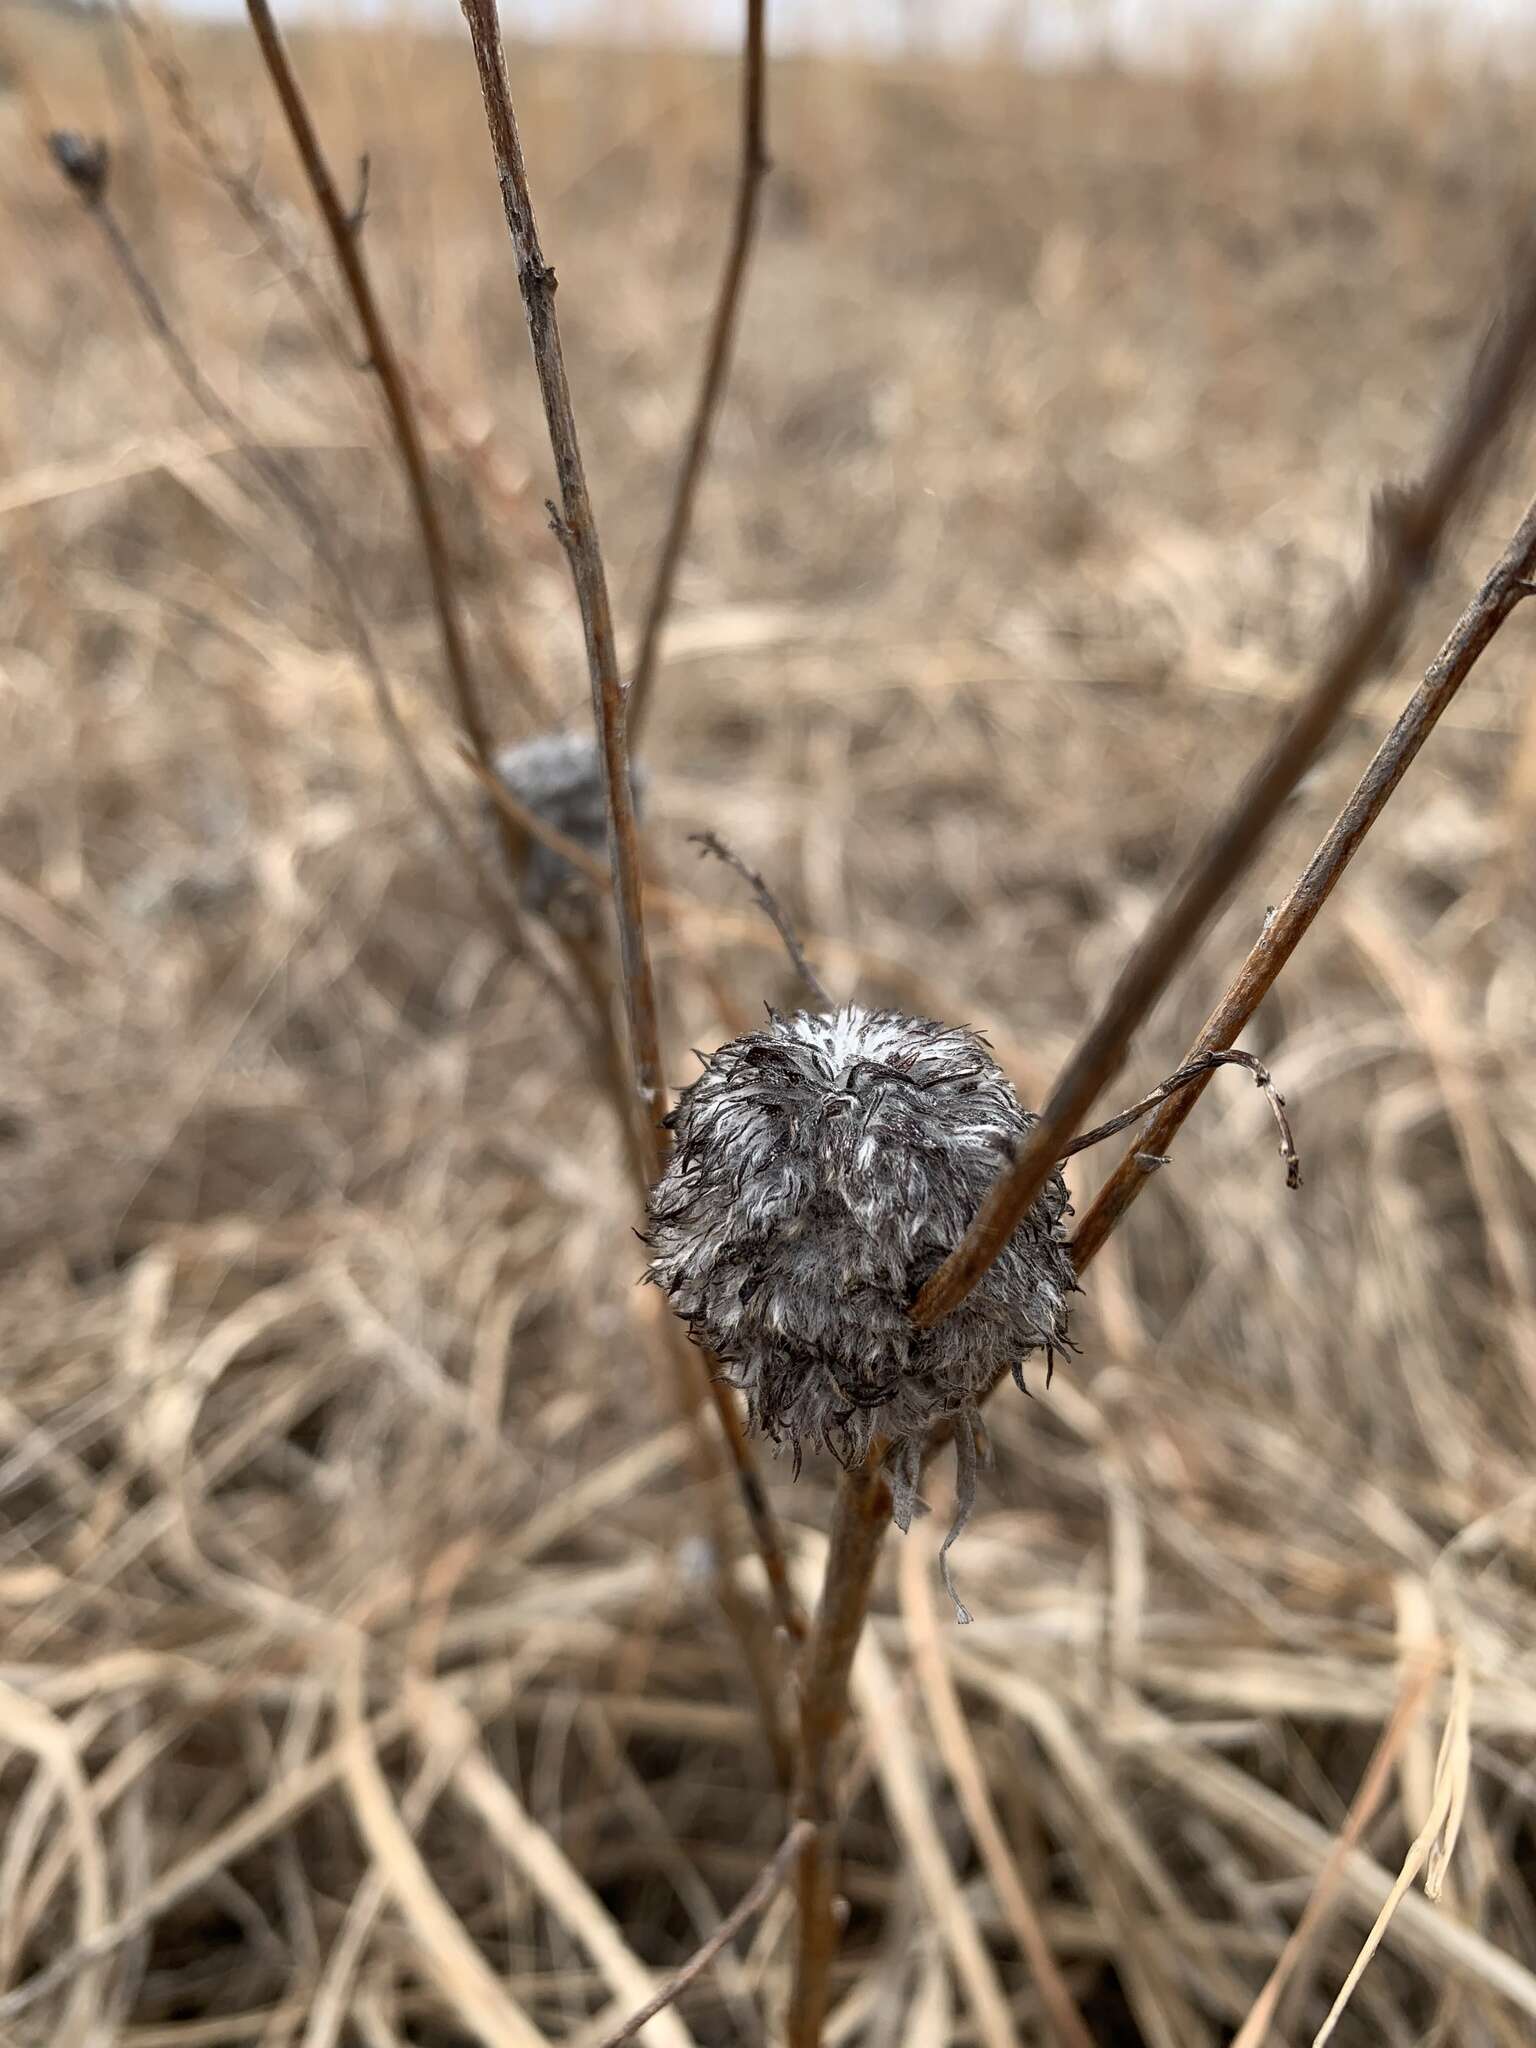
(646, 1006, 1076, 1618)
(47, 132, 110, 205)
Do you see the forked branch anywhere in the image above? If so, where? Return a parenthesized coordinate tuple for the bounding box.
(1069, 487, 1536, 1274)
(787, 271, 1536, 2044)
(1060, 1047, 1299, 1187)
(910, 266, 1536, 1331)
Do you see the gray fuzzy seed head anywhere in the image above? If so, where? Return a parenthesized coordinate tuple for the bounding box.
(645, 1006, 1075, 1478)
(491, 732, 645, 914)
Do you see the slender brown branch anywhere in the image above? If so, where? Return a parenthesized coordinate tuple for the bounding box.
(706, 1374, 807, 1642)
(626, 0, 769, 742)
(242, 0, 498, 774)
(690, 830, 833, 1009)
(43, 136, 496, 918)
(471, 773, 807, 1642)
(782, 288, 1536, 2047)
(459, 0, 668, 1172)
(44, 128, 613, 1083)
(1071, 489, 1536, 1274)
(457, 7, 805, 1654)
(787, 1461, 891, 2048)
(120, 0, 560, 729)
(118, 0, 354, 365)
(592, 1819, 812, 2048)
(1060, 1047, 1299, 1188)
(912, 265, 1536, 1331)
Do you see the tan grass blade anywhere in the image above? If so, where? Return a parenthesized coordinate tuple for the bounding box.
(0, 1680, 111, 2044)
(848, 1624, 1021, 2048)
(337, 1651, 550, 2048)
(1312, 1654, 1471, 2044)
(897, 1519, 1097, 2048)
(408, 1679, 696, 2048)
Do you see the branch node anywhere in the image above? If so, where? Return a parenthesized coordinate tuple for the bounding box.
(47, 130, 110, 205)
(544, 497, 574, 551)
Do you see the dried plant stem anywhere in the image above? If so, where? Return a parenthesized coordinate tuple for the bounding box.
(689, 829, 832, 1008)
(559, 911, 807, 1652)
(706, 1375, 807, 1642)
(1070, 488, 1536, 1273)
(121, 0, 559, 729)
(784, 285, 1536, 2045)
(459, 0, 666, 1168)
(787, 1461, 890, 2048)
(43, 137, 536, 971)
(626, 0, 769, 741)
(897, 1520, 1097, 2048)
(560, 925, 652, 1199)
(242, 0, 495, 770)
(1227, 1653, 1438, 2048)
(458, 0, 802, 1652)
(592, 1818, 812, 2048)
(471, 773, 807, 1641)
(1060, 1047, 1299, 1186)
(912, 269, 1536, 1331)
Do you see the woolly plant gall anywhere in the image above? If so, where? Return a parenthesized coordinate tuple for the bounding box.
(493, 731, 647, 915)
(646, 1004, 1075, 1617)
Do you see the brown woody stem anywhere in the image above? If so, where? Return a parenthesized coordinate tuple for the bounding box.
(458, 0, 803, 1651)
(911, 268, 1536, 1332)
(243, 0, 511, 801)
(1069, 490, 1536, 1273)
(787, 1459, 891, 2048)
(459, 0, 668, 1167)
(627, 0, 770, 742)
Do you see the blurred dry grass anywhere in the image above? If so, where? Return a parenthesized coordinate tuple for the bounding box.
(3, 7, 1536, 2044)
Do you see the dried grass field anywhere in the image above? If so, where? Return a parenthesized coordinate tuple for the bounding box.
(3, 7, 1536, 2044)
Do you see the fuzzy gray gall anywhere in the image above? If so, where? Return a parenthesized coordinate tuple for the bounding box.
(491, 732, 646, 913)
(645, 1005, 1076, 1618)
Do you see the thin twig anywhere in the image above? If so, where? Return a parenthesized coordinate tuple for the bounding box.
(241, 0, 498, 777)
(897, 1519, 1098, 2048)
(1059, 1047, 1300, 1188)
(1069, 489, 1536, 1273)
(787, 1462, 890, 2048)
(458, 0, 667, 1170)
(1227, 1653, 1439, 2048)
(911, 264, 1536, 1331)
(690, 830, 832, 1009)
(117, 0, 356, 366)
(457, 5, 802, 1652)
(782, 271, 1536, 2048)
(41, 132, 529, 957)
(591, 1819, 812, 2048)
(626, 0, 769, 742)
(119, 0, 560, 728)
